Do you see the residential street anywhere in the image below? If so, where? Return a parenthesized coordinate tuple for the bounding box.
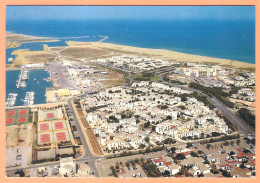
(161, 80, 255, 136)
(7, 98, 103, 177)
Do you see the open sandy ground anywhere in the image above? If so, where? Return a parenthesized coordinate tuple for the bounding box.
(6, 31, 255, 70)
(6, 123, 36, 148)
(6, 31, 59, 48)
(67, 41, 254, 69)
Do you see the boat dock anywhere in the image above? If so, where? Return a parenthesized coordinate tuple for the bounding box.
(8, 57, 14, 63)
(20, 81, 27, 87)
(43, 77, 52, 82)
(21, 70, 29, 80)
(6, 93, 18, 107)
(16, 69, 29, 88)
(23, 91, 35, 106)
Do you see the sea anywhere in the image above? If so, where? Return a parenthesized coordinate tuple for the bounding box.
(6, 19, 255, 106)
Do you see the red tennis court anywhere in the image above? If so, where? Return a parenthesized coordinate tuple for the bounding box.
(40, 123, 50, 131)
(54, 122, 64, 130)
(56, 132, 67, 141)
(17, 116, 27, 123)
(6, 118, 14, 125)
(40, 134, 51, 143)
(7, 110, 16, 117)
(46, 112, 55, 119)
(19, 109, 28, 116)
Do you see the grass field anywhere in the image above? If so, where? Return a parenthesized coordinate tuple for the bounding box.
(131, 74, 160, 82)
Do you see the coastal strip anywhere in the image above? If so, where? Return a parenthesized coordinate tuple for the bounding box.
(6, 31, 60, 48)
(98, 35, 109, 42)
(67, 41, 255, 69)
(6, 32, 255, 69)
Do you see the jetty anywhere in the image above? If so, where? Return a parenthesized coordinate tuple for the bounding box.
(98, 36, 108, 42)
(6, 93, 18, 107)
(16, 69, 28, 88)
(23, 91, 35, 105)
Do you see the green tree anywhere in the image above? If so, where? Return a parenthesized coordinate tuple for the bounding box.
(174, 153, 186, 161)
(166, 115, 172, 120)
(135, 158, 140, 164)
(145, 147, 151, 153)
(236, 139, 241, 145)
(144, 121, 150, 128)
(15, 170, 25, 177)
(238, 108, 255, 129)
(145, 136, 150, 143)
(203, 159, 210, 164)
(170, 147, 176, 154)
(163, 170, 171, 177)
(110, 166, 118, 177)
(126, 162, 130, 168)
(136, 119, 140, 124)
(186, 142, 193, 148)
(224, 141, 230, 146)
(190, 151, 199, 158)
(211, 164, 219, 174)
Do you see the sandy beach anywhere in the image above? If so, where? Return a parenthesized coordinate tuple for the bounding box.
(6, 31, 59, 48)
(6, 31, 55, 41)
(66, 41, 255, 69)
(6, 31, 255, 70)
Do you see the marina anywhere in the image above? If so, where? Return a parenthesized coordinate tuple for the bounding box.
(8, 57, 14, 63)
(21, 70, 29, 80)
(6, 93, 18, 107)
(4, 6, 256, 179)
(6, 70, 53, 106)
(16, 69, 29, 88)
(23, 91, 35, 106)
(19, 81, 27, 87)
(43, 77, 52, 82)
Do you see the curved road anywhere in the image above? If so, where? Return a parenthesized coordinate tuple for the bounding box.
(7, 68, 254, 176)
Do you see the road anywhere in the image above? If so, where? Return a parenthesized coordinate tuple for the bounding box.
(89, 61, 135, 83)
(7, 98, 102, 177)
(95, 66, 254, 136)
(67, 98, 102, 176)
(48, 61, 75, 89)
(209, 96, 254, 135)
(160, 78, 255, 136)
(7, 64, 254, 176)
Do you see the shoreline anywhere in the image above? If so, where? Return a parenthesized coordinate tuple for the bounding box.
(6, 31, 60, 48)
(6, 32, 255, 69)
(6, 39, 60, 49)
(6, 31, 54, 40)
(68, 41, 255, 69)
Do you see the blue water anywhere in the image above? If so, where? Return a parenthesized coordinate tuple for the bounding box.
(6, 41, 64, 64)
(6, 19, 255, 63)
(6, 70, 53, 106)
(6, 39, 95, 64)
(5, 19, 255, 106)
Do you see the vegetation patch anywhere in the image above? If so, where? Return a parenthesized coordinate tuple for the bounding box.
(237, 108, 255, 129)
(132, 71, 160, 82)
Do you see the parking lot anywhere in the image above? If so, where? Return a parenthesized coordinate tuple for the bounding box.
(97, 150, 168, 177)
(6, 146, 32, 168)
